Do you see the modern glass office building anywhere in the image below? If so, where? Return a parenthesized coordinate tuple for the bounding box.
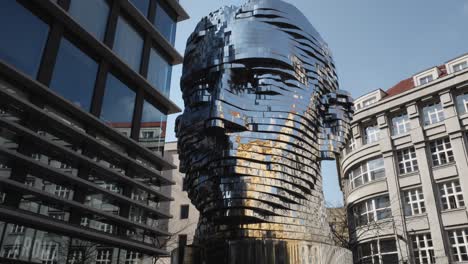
(0, 0, 188, 263)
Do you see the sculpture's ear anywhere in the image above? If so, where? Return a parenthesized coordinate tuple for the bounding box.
(319, 90, 354, 160)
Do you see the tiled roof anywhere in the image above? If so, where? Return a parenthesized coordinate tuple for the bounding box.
(385, 65, 448, 98)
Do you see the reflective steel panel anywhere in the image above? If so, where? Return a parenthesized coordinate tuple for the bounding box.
(176, 0, 354, 263)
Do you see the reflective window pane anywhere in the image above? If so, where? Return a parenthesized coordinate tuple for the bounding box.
(155, 2, 176, 44)
(114, 16, 144, 72)
(0, 1, 49, 78)
(147, 48, 172, 96)
(69, 0, 109, 41)
(129, 0, 149, 17)
(140, 101, 167, 153)
(101, 74, 136, 135)
(50, 38, 98, 111)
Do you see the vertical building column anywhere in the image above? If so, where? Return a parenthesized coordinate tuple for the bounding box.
(378, 114, 411, 263)
(440, 91, 468, 216)
(407, 103, 449, 264)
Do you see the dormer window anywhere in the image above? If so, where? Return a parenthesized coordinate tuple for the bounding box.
(453, 61, 468, 73)
(413, 67, 439, 87)
(419, 75, 433, 85)
(446, 54, 468, 74)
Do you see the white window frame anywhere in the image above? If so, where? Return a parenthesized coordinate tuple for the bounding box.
(412, 234, 435, 264)
(11, 224, 25, 234)
(429, 138, 454, 166)
(403, 188, 425, 216)
(95, 248, 112, 264)
(348, 157, 385, 189)
(423, 102, 445, 126)
(414, 67, 439, 86)
(357, 239, 399, 264)
(125, 251, 141, 264)
(449, 228, 468, 262)
(353, 195, 392, 226)
(397, 147, 418, 175)
(364, 124, 381, 144)
(392, 113, 411, 136)
(453, 61, 468, 73)
(54, 185, 70, 199)
(99, 222, 113, 234)
(68, 250, 83, 264)
(4, 244, 22, 259)
(447, 55, 468, 74)
(456, 92, 468, 115)
(439, 180, 465, 210)
(40, 242, 58, 264)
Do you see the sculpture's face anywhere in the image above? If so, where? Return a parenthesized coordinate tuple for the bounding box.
(176, 0, 353, 242)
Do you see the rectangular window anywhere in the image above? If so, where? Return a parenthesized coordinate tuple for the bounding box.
(68, 249, 84, 264)
(129, 0, 149, 17)
(403, 188, 425, 216)
(101, 74, 136, 135)
(114, 16, 143, 72)
(154, 2, 176, 44)
(54, 185, 70, 199)
(40, 242, 58, 264)
(397, 147, 418, 175)
(180, 204, 189, 219)
(50, 38, 99, 111)
(353, 195, 391, 226)
(423, 102, 445, 126)
(125, 251, 141, 264)
(0, 1, 49, 78)
(412, 234, 435, 264)
(453, 61, 468, 73)
(391, 113, 411, 136)
(348, 157, 385, 189)
(357, 239, 398, 264)
(141, 131, 155, 139)
(69, 0, 109, 41)
(439, 180, 465, 210)
(429, 138, 454, 166)
(10, 224, 25, 234)
(147, 47, 172, 96)
(140, 101, 167, 154)
(3, 244, 22, 259)
(419, 75, 434, 85)
(99, 222, 113, 234)
(456, 92, 468, 115)
(364, 124, 380, 144)
(96, 248, 112, 264)
(449, 228, 468, 262)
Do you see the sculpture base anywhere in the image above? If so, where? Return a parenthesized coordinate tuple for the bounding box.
(171, 240, 352, 264)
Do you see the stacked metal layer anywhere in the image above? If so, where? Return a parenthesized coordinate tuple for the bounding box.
(175, 0, 353, 262)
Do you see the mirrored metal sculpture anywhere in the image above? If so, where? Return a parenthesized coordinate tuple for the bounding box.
(175, 0, 354, 263)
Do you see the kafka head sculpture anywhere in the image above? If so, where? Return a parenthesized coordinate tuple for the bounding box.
(175, 0, 353, 245)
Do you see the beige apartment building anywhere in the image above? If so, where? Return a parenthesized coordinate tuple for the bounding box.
(339, 54, 468, 264)
(159, 142, 199, 264)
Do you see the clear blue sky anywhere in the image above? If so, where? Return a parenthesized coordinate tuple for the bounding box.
(166, 0, 468, 205)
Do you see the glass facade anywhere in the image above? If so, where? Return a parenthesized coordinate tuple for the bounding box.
(68, 0, 110, 41)
(0, 0, 185, 262)
(114, 16, 144, 72)
(0, 1, 49, 78)
(148, 47, 172, 95)
(50, 38, 99, 111)
(101, 74, 136, 131)
(155, 2, 176, 44)
(140, 101, 167, 153)
(130, 0, 149, 17)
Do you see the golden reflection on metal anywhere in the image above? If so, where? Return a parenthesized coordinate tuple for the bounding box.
(175, 0, 354, 263)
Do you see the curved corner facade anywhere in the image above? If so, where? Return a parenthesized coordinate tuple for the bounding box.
(339, 54, 468, 264)
(0, 0, 188, 263)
